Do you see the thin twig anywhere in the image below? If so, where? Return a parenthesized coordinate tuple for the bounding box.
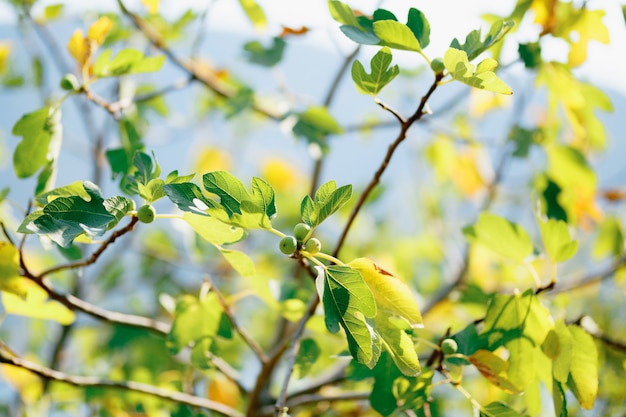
(273, 293, 321, 417)
(333, 73, 444, 258)
(547, 254, 626, 295)
(116, 0, 282, 121)
(204, 274, 268, 363)
(0, 348, 244, 417)
(39, 217, 139, 279)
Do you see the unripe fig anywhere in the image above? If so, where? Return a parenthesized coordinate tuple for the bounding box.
(430, 58, 445, 75)
(441, 338, 458, 355)
(60, 73, 80, 91)
(136, 204, 156, 223)
(293, 223, 312, 242)
(303, 238, 321, 254)
(279, 236, 298, 255)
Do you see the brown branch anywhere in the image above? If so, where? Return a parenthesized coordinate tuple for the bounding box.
(0, 348, 244, 417)
(261, 391, 369, 415)
(332, 73, 444, 258)
(116, 0, 283, 121)
(39, 216, 139, 279)
(204, 275, 268, 363)
(547, 254, 626, 295)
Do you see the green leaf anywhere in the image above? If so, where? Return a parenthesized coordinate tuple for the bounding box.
(12, 107, 52, 178)
(567, 325, 598, 409)
(183, 212, 245, 246)
(103, 196, 134, 230)
(93, 48, 165, 77)
(592, 217, 624, 259)
(35, 181, 91, 207)
(481, 289, 552, 349)
(373, 20, 422, 52)
(43, 4, 64, 20)
(203, 171, 248, 217)
(243, 37, 285, 67)
(480, 401, 527, 417)
(328, 0, 360, 27)
(124, 151, 163, 200)
(301, 180, 352, 228)
(351, 47, 399, 96)
(463, 213, 532, 262)
(165, 170, 195, 184)
(518, 42, 542, 68)
(443, 48, 513, 95)
(550, 320, 574, 383)
(538, 218, 578, 262)
(405, 8, 430, 49)
(17, 182, 122, 247)
(238, 0, 266, 31)
(164, 182, 217, 215)
(167, 293, 224, 354)
(553, 379, 568, 417)
(294, 338, 321, 379)
(348, 257, 423, 376)
(505, 337, 536, 391)
(340, 25, 380, 45)
(451, 19, 515, 61)
(369, 352, 401, 416)
(292, 106, 343, 150)
(319, 265, 377, 367)
(203, 172, 277, 229)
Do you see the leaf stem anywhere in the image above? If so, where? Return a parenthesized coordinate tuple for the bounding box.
(268, 228, 287, 238)
(311, 252, 345, 266)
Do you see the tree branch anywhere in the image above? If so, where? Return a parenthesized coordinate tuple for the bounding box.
(0, 348, 244, 417)
(332, 73, 443, 258)
(116, 0, 283, 121)
(39, 216, 139, 279)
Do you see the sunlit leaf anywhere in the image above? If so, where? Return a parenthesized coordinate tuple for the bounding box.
(167, 293, 225, 355)
(538, 218, 578, 263)
(238, 0, 266, 31)
(0, 243, 28, 297)
(351, 47, 399, 96)
(567, 325, 598, 409)
(463, 213, 532, 262)
(67, 29, 88, 66)
(87, 16, 113, 44)
(319, 265, 377, 367)
(292, 106, 343, 150)
(301, 180, 352, 228)
(373, 20, 421, 52)
(12, 107, 52, 178)
(140, 0, 159, 14)
(328, 0, 360, 27)
(43, 4, 64, 20)
(450, 19, 515, 61)
(480, 401, 527, 417)
(592, 217, 624, 259)
(469, 350, 520, 394)
(93, 48, 165, 77)
(183, 212, 245, 246)
(444, 48, 512, 95)
(2, 281, 75, 325)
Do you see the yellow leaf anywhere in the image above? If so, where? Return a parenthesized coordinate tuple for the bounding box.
(87, 16, 113, 45)
(1, 355, 43, 403)
(0, 242, 28, 297)
(206, 373, 241, 408)
(141, 0, 159, 14)
(0, 42, 10, 74)
(2, 281, 75, 325)
(262, 158, 301, 192)
(194, 148, 231, 174)
(239, 0, 267, 31)
(348, 257, 422, 326)
(67, 29, 88, 66)
(566, 9, 610, 67)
